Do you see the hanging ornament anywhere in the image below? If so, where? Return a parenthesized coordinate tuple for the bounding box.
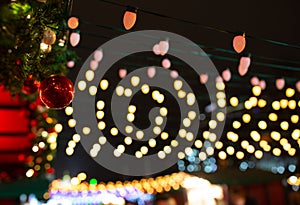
(42, 30, 56, 45)
(94, 49, 103, 62)
(222, 69, 231, 82)
(238, 55, 251, 76)
(200, 74, 208, 84)
(70, 32, 80, 47)
(259, 80, 266, 90)
(147, 67, 156, 78)
(275, 78, 285, 90)
(68, 17, 79, 30)
(250, 76, 260, 86)
(295, 81, 300, 92)
(123, 6, 137, 30)
(153, 44, 161, 55)
(233, 33, 246, 53)
(22, 75, 40, 94)
(119, 69, 127, 78)
(162, 58, 171, 69)
(159, 40, 169, 56)
(39, 75, 74, 109)
(40, 42, 52, 53)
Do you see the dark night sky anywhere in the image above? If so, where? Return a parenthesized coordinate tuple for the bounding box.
(53, 0, 300, 182)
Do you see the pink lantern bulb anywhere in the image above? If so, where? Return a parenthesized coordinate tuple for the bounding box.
(90, 60, 98, 71)
(238, 56, 251, 76)
(215, 76, 223, 83)
(94, 49, 103, 62)
(153, 44, 160, 55)
(275, 78, 285, 90)
(162, 58, 171, 69)
(259, 80, 266, 90)
(119, 69, 127, 79)
(170, 70, 179, 79)
(70, 32, 80, 47)
(159, 40, 169, 56)
(67, 61, 75, 68)
(233, 35, 246, 53)
(295, 81, 300, 92)
(250, 76, 259, 86)
(222, 69, 231, 82)
(147, 67, 156, 78)
(200, 74, 208, 84)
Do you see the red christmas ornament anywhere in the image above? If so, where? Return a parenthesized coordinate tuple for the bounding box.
(22, 75, 40, 94)
(39, 75, 74, 109)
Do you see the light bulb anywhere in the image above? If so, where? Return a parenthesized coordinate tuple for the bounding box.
(123, 6, 137, 30)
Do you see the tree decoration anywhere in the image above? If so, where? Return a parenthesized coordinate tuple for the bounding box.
(39, 75, 74, 109)
(276, 78, 285, 90)
(22, 75, 40, 94)
(238, 55, 251, 76)
(233, 33, 246, 53)
(42, 29, 56, 45)
(123, 6, 137, 30)
(0, 1, 77, 95)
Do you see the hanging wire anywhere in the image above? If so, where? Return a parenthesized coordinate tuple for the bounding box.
(95, 0, 300, 50)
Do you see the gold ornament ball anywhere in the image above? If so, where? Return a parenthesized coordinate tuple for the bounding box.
(43, 30, 56, 45)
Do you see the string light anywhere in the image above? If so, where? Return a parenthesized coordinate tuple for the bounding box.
(123, 6, 137, 30)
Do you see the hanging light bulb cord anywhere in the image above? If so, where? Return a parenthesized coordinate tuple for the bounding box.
(95, 0, 300, 50)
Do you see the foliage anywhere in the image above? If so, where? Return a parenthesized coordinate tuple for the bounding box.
(0, 0, 77, 96)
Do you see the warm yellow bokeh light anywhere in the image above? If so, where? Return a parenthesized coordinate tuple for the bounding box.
(272, 101, 280, 110)
(258, 99, 267, 108)
(232, 121, 241, 129)
(291, 115, 299, 124)
(271, 131, 281, 141)
(254, 150, 263, 159)
(230, 97, 239, 107)
(288, 100, 297, 109)
(100, 79, 109, 90)
(252, 86, 261, 96)
(250, 131, 261, 142)
(110, 127, 119, 136)
(226, 146, 235, 155)
(280, 99, 288, 109)
(286, 88, 295, 98)
(236, 151, 244, 159)
(268, 113, 278, 121)
(242, 114, 251, 123)
(280, 121, 289, 130)
(218, 151, 227, 160)
(272, 148, 281, 156)
(258, 121, 267, 130)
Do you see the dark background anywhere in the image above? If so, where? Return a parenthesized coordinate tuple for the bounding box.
(54, 0, 300, 182)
